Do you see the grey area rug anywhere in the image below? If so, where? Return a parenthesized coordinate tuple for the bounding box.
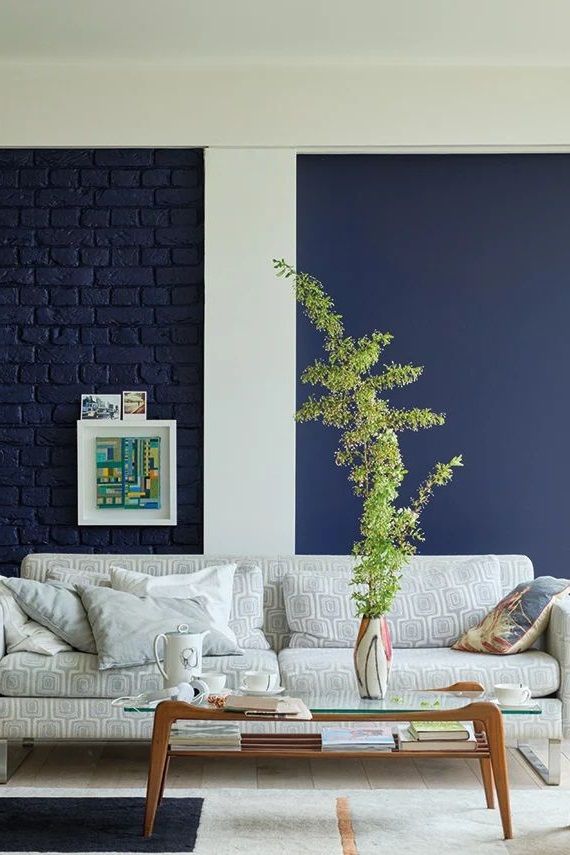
(0, 787, 568, 854)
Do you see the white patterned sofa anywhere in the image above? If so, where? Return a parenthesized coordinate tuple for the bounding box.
(0, 553, 568, 784)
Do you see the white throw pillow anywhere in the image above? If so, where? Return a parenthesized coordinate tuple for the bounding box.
(110, 563, 238, 645)
(0, 577, 71, 655)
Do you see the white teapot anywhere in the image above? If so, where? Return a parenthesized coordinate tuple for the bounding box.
(153, 624, 209, 688)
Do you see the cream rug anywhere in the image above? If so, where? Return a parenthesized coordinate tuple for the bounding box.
(0, 787, 568, 854)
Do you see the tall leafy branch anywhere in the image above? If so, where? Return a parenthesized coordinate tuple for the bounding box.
(275, 259, 462, 617)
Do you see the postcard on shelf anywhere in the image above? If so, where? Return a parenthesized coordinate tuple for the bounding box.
(122, 390, 147, 420)
(81, 394, 121, 421)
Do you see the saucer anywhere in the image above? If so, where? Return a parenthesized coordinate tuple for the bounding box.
(494, 698, 533, 709)
(238, 685, 285, 696)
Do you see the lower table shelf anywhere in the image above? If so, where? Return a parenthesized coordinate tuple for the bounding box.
(169, 731, 490, 759)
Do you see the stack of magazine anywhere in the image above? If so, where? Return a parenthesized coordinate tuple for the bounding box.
(170, 723, 242, 752)
(398, 720, 477, 752)
(321, 726, 395, 752)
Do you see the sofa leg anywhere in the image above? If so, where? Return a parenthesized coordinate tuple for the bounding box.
(0, 740, 6, 785)
(0, 739, 34, 785)
(517, 739, 561, 785)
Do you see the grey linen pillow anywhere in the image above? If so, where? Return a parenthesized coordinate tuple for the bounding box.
(3, 578, 97, 654)
(78, 585, 243, 670)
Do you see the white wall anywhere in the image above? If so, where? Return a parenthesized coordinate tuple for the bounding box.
(204, 149, 296, 552)
(2, 63, 570, 146)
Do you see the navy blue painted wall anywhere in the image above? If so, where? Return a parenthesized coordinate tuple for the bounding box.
(297, 154, 570, 576)
(0, 149, 203, 576)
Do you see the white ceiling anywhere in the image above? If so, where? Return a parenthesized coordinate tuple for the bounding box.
(1, 0, 570, 65)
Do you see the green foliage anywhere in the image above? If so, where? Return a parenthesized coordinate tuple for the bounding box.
(274, 259, 463, 617)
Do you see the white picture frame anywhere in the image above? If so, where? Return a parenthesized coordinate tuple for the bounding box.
(77, 420, 177, 526)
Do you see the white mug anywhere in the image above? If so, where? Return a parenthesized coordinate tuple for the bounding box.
(243, 670, 279, 692)
(494, 683, 531, 705)
(199, 673, 227, 693)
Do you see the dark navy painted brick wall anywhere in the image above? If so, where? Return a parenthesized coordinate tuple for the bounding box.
(0, 149, 203, 576)
(297, 153, 570, 576)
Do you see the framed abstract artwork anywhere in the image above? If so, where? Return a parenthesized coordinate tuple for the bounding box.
(77, 420, 177, 525)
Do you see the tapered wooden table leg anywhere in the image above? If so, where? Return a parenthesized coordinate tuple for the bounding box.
(479, 757, 495, 809)
(143, 703, 172, 838)
(484, 705, 512, 839)
(158, 756, 170, 806)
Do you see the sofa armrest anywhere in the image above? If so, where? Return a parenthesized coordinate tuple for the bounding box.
(0, 604, 4, 659)
(546, 596, 570, 737)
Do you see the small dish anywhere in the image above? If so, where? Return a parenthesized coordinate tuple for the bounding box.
(493, 698, 534, 710)
(238, 685, 286, 697)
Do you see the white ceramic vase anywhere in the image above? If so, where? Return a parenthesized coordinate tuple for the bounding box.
(353, 616, 393, 700)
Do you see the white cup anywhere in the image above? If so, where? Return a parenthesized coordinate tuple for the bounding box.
(199, 673, 227, 693)
(494, 683, 531, 706)
(243, 671, 279, 692)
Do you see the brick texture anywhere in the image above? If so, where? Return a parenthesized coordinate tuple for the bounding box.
(0, 149, 204, 575)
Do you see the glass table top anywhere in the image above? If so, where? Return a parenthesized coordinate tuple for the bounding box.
(299, 691, 542, 716)
(124, 690, 542, 716)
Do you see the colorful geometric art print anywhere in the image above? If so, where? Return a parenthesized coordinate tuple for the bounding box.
(96, 436, 161, 510)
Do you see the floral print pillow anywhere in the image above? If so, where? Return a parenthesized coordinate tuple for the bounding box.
(452, 576, 570, 654)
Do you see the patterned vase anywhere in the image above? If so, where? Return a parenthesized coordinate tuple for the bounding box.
(353, 616, 393, 700)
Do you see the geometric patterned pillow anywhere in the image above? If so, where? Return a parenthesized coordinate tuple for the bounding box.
(228, 563, 270, 650)
(452, 576, 570, 654)
(388, 555, 503, 648)
(45, 567, 111, 588)
(283, 572, 358, 648)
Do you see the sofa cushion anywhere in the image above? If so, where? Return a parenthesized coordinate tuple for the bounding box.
(0, 648, 279, 698)
(45, 568, 111, 588)
(20, 556, 269, 651)
(227, 562, 269, 650)
(45, 562, 265, 650)
(283, 555, 503, 649)
(277, 646, 560, 697)
(21, 553, 535, 653)
(283, 573, 357, 648)
(391, 555, 503, 647)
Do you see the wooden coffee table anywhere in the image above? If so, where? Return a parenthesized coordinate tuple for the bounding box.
(134, 681, 542, 840)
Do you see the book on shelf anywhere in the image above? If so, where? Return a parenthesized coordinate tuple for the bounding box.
(408, 720, 470, 741)
(398, 723, 477, 752)
(321, 726, 395, 752)
(170, 723, 241, 752)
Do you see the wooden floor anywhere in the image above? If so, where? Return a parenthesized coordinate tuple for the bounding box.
(6, 739, 570, 790)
